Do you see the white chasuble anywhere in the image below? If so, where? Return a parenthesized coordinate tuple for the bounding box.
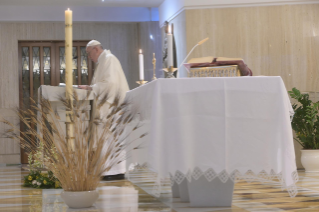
(91, 49, 129, 176)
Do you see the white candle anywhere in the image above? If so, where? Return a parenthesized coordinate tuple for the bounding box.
(167, 24, 173, 67)
(65, 8, 73, 99)
(65, 8, 74, 151)
(139, 49, 144, 80)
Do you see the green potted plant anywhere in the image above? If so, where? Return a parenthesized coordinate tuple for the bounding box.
(289, 87, 319, 172)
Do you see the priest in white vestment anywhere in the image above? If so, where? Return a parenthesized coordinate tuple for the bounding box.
(78, 40, 129, 180)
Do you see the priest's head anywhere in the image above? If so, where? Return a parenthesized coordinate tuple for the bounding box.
(86, 40, 104, 63)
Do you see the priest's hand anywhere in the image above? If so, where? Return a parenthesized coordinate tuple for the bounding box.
(78, 85, 92, 90)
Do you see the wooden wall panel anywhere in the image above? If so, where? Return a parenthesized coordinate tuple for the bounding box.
(0, 109, 20, 165)
(0, 22, 141, 108)
(0, 21, 161, 164)
(185, 4, 319, 92)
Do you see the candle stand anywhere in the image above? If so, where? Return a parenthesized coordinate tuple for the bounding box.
(163, 66, 178, 78)
(152, 53, 157, 81)
(136, 80, 148, 86)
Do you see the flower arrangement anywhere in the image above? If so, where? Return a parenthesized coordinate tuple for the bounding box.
(23, 146, 61, 189)
(2, 91, 144, 192)
(24, 170, 61, 189)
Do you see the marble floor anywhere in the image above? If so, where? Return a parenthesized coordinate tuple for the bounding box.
(1, 166, 319, 211)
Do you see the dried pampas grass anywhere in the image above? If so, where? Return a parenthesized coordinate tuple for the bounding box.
(1, 90, 145, 191)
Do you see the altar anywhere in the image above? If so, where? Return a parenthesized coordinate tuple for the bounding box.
(125, 76, 298, 207)
(39, 85, 94, 133)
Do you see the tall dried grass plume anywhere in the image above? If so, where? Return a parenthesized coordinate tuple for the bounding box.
(1, 90, 145, 192)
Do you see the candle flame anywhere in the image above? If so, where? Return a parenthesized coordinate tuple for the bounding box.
(68, 8, 70, 10)
(139, 49, 142, 54)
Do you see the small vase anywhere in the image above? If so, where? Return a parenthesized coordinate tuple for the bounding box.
(61, 190, 99, 208)
(301, 150, 319, 172)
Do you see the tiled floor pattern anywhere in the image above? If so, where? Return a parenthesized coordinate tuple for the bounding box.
(1, 166, 319, 211)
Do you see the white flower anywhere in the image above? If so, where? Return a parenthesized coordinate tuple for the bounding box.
(32, 180, 37, 185)
(37, 182, 41, 186)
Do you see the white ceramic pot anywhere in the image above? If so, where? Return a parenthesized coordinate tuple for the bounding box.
(61, 190, 99, 208)
(301, 150, 319, 172)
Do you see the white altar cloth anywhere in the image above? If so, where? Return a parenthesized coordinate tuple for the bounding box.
(40, 86, 94, 101)
(126, 76, 298, 197)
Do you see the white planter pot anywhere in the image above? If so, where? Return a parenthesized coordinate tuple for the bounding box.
(301, 150, 319, 172)
(61, 190, 99, 208)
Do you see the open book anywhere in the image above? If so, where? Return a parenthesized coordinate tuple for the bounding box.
(59, 83, 79, 88)
(187, 56, 243, 64)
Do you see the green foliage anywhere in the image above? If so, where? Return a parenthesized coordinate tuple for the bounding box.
(23, 170, 61, 189)
(289, 87, 319, 149)
(24, 142, 61, 189)
(27, 142, 44, 171)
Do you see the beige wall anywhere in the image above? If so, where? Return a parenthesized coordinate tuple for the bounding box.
(0, 109, 20, 164)
(185, 4, 319, 92)
(0, 21, 161, 164)
(167, 4, 319, 169)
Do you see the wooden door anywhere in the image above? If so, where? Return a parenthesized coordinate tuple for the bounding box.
(55, 41, 94, 86)
(18, 41, 93, 163)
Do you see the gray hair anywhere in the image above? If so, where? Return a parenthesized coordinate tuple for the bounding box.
(89, 44, 103, 50)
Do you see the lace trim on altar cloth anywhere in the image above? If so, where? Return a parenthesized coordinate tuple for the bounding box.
(127, 163, 299, 198)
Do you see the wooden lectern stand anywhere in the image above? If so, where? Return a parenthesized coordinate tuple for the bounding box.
(39, 85, 94, 138)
